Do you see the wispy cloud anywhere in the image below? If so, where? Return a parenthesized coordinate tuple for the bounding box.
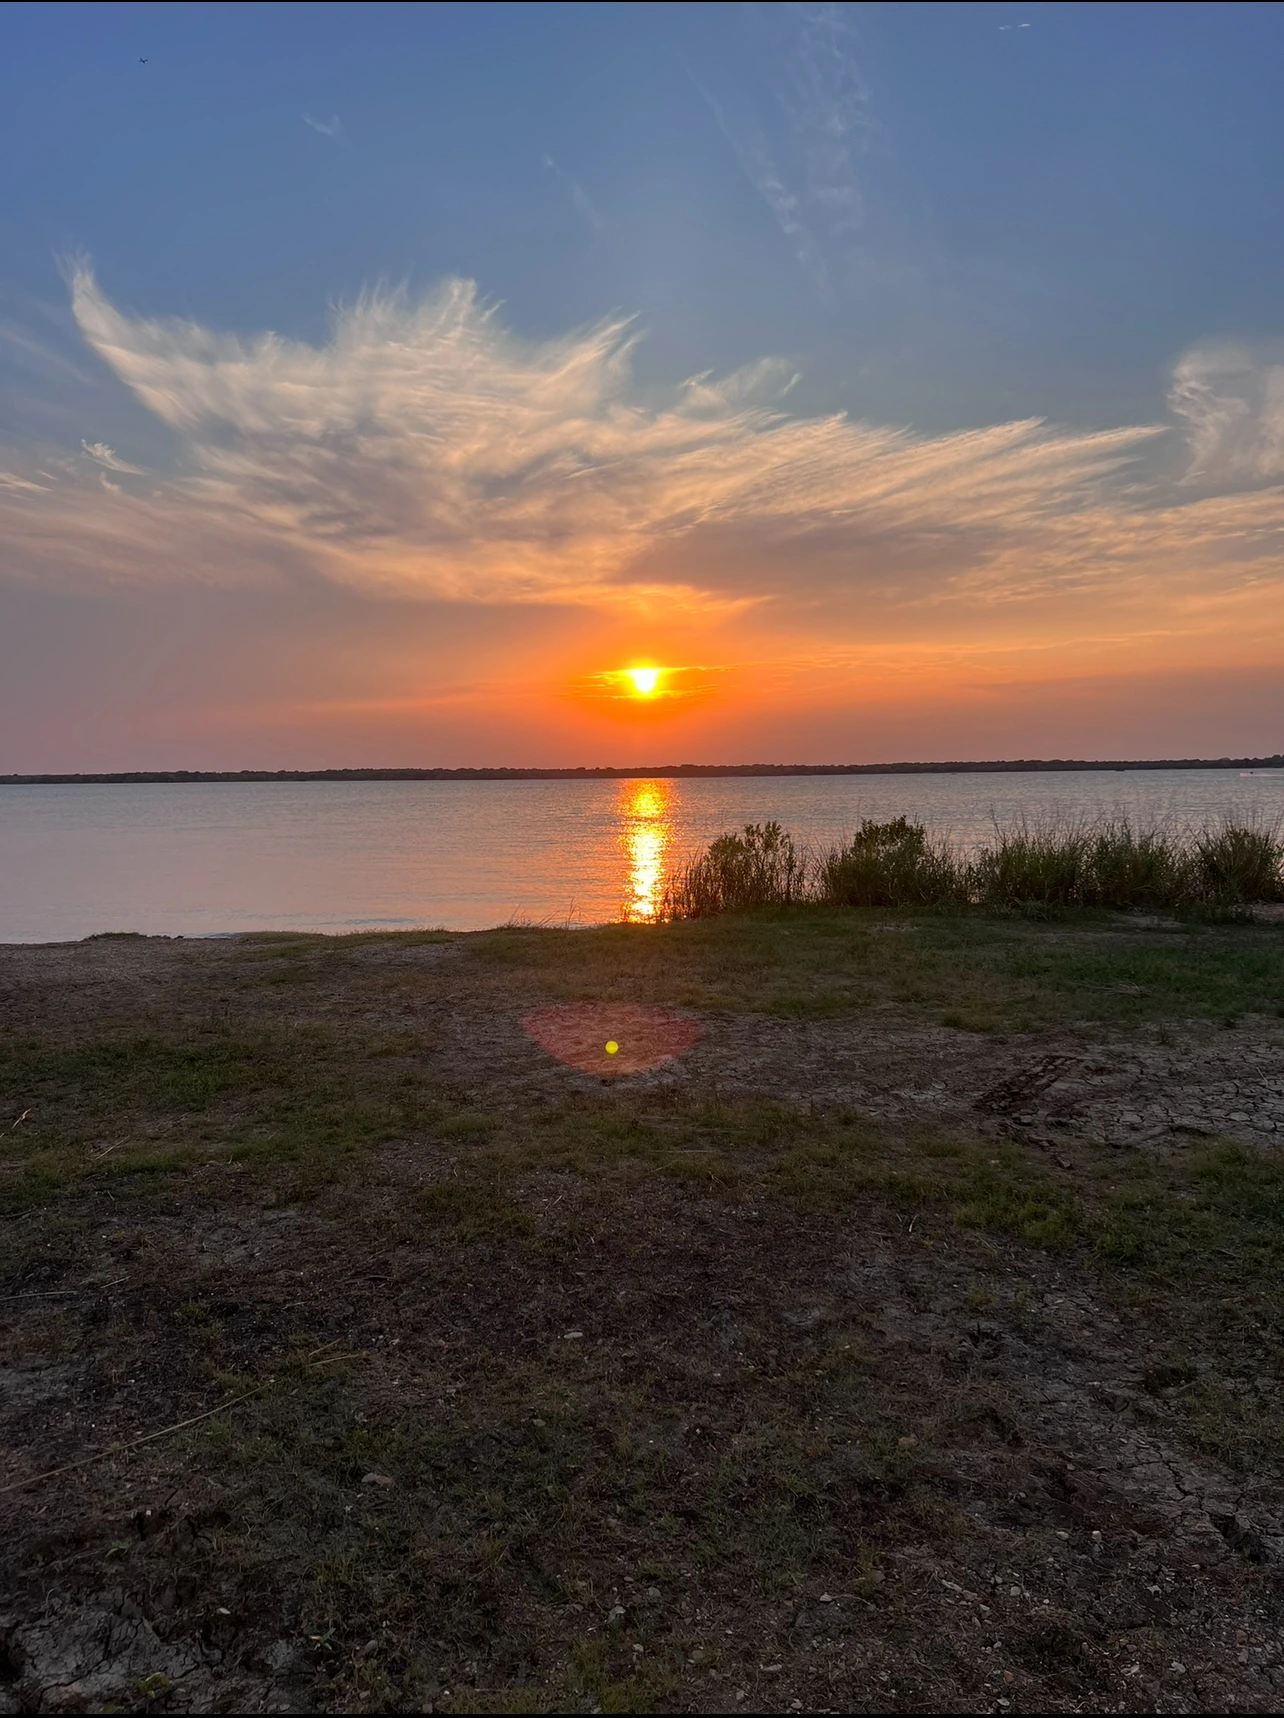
(690, 2, 875, 302)
(0, 267, 1281, 656)
(1169, 338, 1284, 482)
(302, 113, 342, 137)
(542, 153, 603, 233)
(81, 440, 146, 475)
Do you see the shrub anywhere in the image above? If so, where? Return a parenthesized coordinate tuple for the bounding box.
(1194, 823, 1284, 905)
(969, 826, 1091, 910)
(1082, 823, 1190, 909)
(659, 813, 1283, 920)
(819, 817, 962, 908)
(661, 821, 805, 919)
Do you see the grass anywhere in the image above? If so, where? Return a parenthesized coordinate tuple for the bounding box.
(0, 1026, 442, 1214)
(663, 815, 1284, 918)
(660, 821, 807, 917)
(472, 905, 1284, 1029)
(4, 914, 1284, 1710)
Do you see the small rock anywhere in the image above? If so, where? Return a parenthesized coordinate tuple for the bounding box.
(562, 1330, 585, 1340)
(361, 1472, 394, 1488)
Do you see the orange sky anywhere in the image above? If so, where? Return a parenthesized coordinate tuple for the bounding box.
(1, 273, 1282, 768)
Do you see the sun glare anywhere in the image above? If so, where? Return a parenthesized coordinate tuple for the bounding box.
(626, 667, 661, 696)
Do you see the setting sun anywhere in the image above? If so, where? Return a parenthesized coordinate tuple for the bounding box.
(626, 667, 661, 696)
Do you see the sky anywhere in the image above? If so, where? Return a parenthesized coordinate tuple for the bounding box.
(1, 0, 1282, 769)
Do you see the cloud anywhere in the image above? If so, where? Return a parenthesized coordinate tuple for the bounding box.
(690, 2, 875, 302)
(302, 113, 342, 137)
(1169, 338, 1284, 483)
(541, 154, 603, 233)
(0, 266, 1282, 651)
(81, 440, 147, 475)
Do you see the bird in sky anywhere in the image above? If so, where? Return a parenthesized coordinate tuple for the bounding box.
(139, 56, 148, 64)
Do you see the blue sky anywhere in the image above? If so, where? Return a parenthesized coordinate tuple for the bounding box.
(1, 2, 1282, 767)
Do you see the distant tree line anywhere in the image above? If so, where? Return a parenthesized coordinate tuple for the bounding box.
(1, 757, 1281, 786)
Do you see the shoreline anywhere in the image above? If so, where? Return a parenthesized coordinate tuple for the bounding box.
(2, 754, 1283, 785)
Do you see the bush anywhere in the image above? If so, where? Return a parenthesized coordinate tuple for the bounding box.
(661, 821, 805, 919)
(1194, 824, 1284, 905)
(969, 826, 1092, 910)
(1082, 823, 1190, 909)
(658, 814, 1283, 919)
(970, 820, 1200, 910)
(820, 817, 962, 908)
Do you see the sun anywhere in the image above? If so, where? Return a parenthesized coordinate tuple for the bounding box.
(626, 666, 661, 696)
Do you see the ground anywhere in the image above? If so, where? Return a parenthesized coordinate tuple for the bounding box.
(2, 907, 1284, 1714)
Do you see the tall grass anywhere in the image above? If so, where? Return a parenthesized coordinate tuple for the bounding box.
(660, 821, 806, 918)
(659, 815, 1284, 919)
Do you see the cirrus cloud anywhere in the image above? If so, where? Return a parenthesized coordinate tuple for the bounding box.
(0, 266, 1281, 644)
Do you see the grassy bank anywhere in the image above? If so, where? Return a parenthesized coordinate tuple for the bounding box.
(663, 816, 1284, 918)
(2, 912, 1284, 1712)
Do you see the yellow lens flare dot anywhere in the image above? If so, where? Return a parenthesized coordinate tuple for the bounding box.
(605, 1040, 620, 1056)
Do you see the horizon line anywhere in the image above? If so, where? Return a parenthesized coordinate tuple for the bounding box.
(3, 755, 1283, 785)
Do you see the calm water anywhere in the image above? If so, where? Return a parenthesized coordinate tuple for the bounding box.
(2, 771, 1282, 942)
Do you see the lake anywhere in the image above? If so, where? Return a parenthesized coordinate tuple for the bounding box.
(2, 770, 1282, 942)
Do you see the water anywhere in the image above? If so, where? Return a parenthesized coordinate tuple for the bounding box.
(2, 770, 1282, 942)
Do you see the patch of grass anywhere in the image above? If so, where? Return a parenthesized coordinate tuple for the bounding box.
(0, 1028, 442, 1214)
(174, 1298, 948, 1714)
(467, 907, 1284, 1031)
(1078, 1140, 1284, 1466)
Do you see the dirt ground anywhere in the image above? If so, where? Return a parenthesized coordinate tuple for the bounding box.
(2, 918, 1283, 1714)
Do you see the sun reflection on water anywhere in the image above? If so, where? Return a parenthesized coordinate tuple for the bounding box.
(619, 778, 675, 921)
